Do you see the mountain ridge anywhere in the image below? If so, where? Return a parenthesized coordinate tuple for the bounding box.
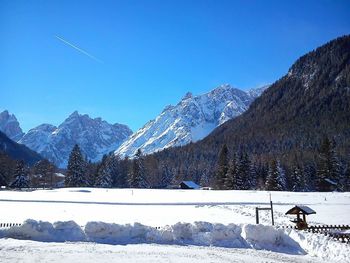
(0, 110, 24, 141)
(115, 84, 268, 157)
(0, 131, 43, 166)
(148, 35, 350, 182)
(17, 111, 132, 168)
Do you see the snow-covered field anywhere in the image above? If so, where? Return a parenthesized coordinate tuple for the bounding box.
(1, 188, 349, 225)
(0, 240, 325, 263)
(0, 188, 349, 262)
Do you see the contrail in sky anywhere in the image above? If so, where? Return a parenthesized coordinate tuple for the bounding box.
(55, 35, 103, 63)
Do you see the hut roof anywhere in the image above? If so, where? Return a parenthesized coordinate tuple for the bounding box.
(324, 178, 337, 186)
(180, 181, 200, 189)
(285, 205, 316, 215)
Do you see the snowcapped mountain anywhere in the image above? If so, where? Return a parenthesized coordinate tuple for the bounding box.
(246, 84, 270, 99)
(0, 110, 24, 141)
(19, 111, 132, 167)
(0, 131, 43, 166)
(115, 84, 267, 157)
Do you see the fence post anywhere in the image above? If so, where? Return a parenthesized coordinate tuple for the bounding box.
(270, 200, 274, 226)
(256, 207, 259, 224)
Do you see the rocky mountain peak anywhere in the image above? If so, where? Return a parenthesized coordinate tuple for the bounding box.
(115, 84, 266, 157)
(0, 110, 24, 141)
(182, 92, 193, 100)
(19, 112, 132, 167)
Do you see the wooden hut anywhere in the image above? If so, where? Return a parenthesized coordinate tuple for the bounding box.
(285, 205, 316, 229)
(179, 181, 200, 189)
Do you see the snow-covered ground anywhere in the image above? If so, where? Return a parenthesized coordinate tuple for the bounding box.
(0, 239, 324, 263)
(0, 188, 349, 262)
(1, 188, 349, 226)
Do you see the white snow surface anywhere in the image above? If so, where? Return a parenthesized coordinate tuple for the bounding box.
(0, 188, 349, 226)
(115, 84, 268, 157)
(0, 188, 349, 262)
(0, 220, 299, 251)
(0, 240, 324, 263)
(0, 219, 348, 262)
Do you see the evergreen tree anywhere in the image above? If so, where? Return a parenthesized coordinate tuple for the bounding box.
(32, 159, 55, 188)
(172, 167, 185, 185)
(160, 164, 173, 188)
(237, 152, 253, 190)
(214, 144, 229, 190)
(199, 167, 210, 187)
(343, 163, 350, 191)
(0, 152, 16, 186)
(255, 162, 269, 190)
(225, 153, 250, 190)
(304, 163, 317, 191)
(65, 144, 87, 187)
(113, 157, 129, 188)
(225, 156, 238, 190)
(316, 137, 341, 191)
(95, 155, 113, 188)
(265, 159, 286, 191)
(277, 160, 287, 190)
(10, 160, 30, 189)
(248, 161, 258, 190)
(0, 166, 6, 186)
(85, 160, 98, 187)
(129, 149, 149, 188)
(291, 165, 306, 192)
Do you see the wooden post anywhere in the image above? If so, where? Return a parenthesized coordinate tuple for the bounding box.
(51, 172, 53, 189)
(256, 207, 259, 224)
(270, 201, 274, 226)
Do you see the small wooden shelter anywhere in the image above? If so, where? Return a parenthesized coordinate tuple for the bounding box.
(285, 205, 316, 229)
(179, 181, 200, 189)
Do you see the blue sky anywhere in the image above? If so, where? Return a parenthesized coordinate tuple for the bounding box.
(1, 0, 349, 132)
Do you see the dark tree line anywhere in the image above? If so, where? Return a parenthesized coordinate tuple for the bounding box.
(1, 135, 348, 192)
(61, 135, 349, 192)
(2, 134, 348, 192)
(0, 151, 57, 189)
(64, 145, 148, 189)
(213, 137, 349, 191)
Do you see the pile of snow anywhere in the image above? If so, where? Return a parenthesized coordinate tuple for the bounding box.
(0, 220, 302, 253)
(0, 219, 85, 242)
(242, 224, 304, 255)
(286, 228, 350, 262)
(3, 219, 350, 261)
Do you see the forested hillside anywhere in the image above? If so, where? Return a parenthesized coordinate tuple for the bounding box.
(0, 131, 42, 166)
(146, 35, 350, 190)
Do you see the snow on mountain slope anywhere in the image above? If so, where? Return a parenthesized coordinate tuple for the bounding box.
(246, 84, 270, 99)
(19, 111, 132, 167)
(0, 110, 24, 141)
(115, 84, 267, 157)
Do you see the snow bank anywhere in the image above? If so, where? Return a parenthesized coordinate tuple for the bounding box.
(286, 228, 350, 262)
(1, 219, 349, 262)
(85, 222, 155, 244)
(0, 219, 85, 242)
(242, 224, 305, 255)
(0, 220, 299, 251)
(84, 221, 245, 247)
